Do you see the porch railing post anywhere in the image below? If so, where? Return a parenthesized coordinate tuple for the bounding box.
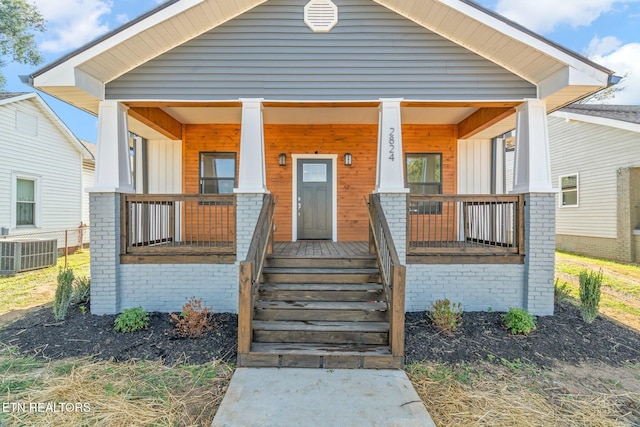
(369, 215, 376, 255)
(518, 194, 525, 255)
(120, 193, 128, 255)
(390, 264, 406, 358)
(238, 260, 254, 355)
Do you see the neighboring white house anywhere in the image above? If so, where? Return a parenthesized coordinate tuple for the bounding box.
(507, 104, 640, 263)
(79, 140, 97, 227)
(0, 92, 94, 239)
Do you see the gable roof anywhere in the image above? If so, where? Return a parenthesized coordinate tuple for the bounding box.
(561, 105, 640, 125)
(80, 140, 97, 161)
(0, 92, 31, 101)
(552, 104, 640, 134)
(25, 0, 615, 119)
(0, 92, 94, 159)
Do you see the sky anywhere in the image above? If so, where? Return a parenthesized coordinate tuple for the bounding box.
(2, 0, 640, 143)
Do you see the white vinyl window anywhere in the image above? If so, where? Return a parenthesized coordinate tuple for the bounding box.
(16, 179, 36, 226)
(560, 174, 579, 207)
(11, 173, 41, 228)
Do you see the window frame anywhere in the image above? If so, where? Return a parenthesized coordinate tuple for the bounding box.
(199, 152, 237, 196)
(405, 153, 443, 215)
(559, 173, 579, 208)
(11, 173, 41, 229)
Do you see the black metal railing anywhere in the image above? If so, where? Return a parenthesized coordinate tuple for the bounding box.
(121, 194, 235, 255)
(408, 194, 524, 255)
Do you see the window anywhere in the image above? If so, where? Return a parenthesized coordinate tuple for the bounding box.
(406, 153, 442, 214)
(199, 153, 236, 194)
(560, 174, 578, 207)
(302, 163, 327, 182)
(16, 178, 36, 226)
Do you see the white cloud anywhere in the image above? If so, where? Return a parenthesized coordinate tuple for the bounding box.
(115, 13, 129, 24)
(587, 36, 640, 104)
(34, 0, 113, 53)
(495, 0, 639, 34)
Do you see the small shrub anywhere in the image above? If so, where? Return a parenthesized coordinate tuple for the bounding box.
(554, 279, 571, 302)
(502, 307, 536, 335)
(579, 269, 603, 324)
(72, 276, 91, 304)
(114, 307, 150, 333)
(170, 297, 214, 338)
(428, 299, 463, 335)
(53, 268, 74, 321)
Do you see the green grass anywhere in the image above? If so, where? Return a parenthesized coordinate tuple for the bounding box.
(556, 256, 640, 299)
(555, 251, 640, 330)
(0, 251, 90, 315)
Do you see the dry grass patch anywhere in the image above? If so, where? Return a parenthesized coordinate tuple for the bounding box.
(407, 361, 639, 427)
(1, 346, 233, 427)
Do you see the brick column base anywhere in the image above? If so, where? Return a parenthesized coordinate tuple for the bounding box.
(89, 193, 121, 314)
(524, 193, 555, 315)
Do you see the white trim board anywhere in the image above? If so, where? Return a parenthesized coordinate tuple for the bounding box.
(291, 154, 338, 242)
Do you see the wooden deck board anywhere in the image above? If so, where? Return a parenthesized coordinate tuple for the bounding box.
(272, 241, 370, 258)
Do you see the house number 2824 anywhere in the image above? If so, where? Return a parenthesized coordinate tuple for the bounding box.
(388, 127, 395, 161)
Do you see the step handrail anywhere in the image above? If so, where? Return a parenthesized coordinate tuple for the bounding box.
(366, 194, 406, 359)
(238, 194, 276, 359)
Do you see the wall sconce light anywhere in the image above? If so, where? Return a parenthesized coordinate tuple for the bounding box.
(344, 153, 352, 166)
(279, 153, 286, 166)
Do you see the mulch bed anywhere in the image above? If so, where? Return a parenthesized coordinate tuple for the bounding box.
(406, 301, 640, 367)
(1, 301, 639, 367)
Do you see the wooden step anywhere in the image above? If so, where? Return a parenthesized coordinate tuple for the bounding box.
(262, 268, 381, 284)
(253, 329, 388, 345)
(250, 342, 392, 356)
(266, 257, 377, 269)
(239, 343, 402, 369)
(258, 283, 384, 302)
(253, 321, 389, 344)
(255, 301, 388, 322)
(253, 321, 389, 332)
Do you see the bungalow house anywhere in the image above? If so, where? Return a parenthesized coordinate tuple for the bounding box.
(25, 0, 614, 367)
(509, 105, 640, 263)
(0, 93, 94, 272)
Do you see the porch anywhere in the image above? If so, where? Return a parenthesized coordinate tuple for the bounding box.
(88, 98, 556, 328)
(118, 193, 525, 264)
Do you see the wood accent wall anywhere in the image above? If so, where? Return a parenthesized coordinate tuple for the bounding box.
(182, 124, 241, 193)
(181, 123, 458, 243)
(182, 124, 240, 243)
(403, 125, 458, 242)
(264, 124, 378, 242)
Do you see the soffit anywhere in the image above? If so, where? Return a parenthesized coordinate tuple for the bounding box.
(161, 105, 477, 125)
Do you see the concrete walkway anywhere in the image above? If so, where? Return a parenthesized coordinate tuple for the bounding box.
(212, 368, 436, 427)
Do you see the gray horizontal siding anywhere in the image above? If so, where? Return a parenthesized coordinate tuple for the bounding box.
(549, 115, 640, 239)
(106, 0, 536, 101)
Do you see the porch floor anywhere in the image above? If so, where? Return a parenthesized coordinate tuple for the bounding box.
(272, 241, 370, 258)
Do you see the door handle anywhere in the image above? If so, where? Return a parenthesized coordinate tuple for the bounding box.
(297, 197, 302, 217)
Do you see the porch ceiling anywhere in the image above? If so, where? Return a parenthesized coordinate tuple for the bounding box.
(124, 100, 522, 141)
(158, 105, 478, 126)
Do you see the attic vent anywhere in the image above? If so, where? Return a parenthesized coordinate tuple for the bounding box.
(304, 0, 338, 33)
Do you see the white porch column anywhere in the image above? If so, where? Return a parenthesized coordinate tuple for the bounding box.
(512, 99, 553, 193)
(92, 100, 134, 193)
(235, 98, 267, 194)
(376, 99, 409, 194)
